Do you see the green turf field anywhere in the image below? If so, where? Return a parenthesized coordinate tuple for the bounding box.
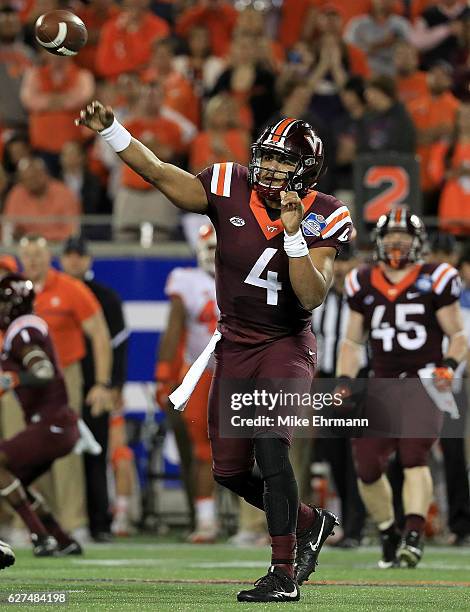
(1, 538, 470, 611)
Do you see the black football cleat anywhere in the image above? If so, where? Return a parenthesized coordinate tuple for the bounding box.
(398, 530, 423, 568)
(31, 534, 58, 557)
(378, 526, 401, 569)
(237, 566, 300, 603)
(0, 539, 15, 570)
(56, 539, 83, 556)
(295, 507, 339, 585)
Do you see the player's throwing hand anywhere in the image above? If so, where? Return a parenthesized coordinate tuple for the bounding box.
(280, 190, 304, 235)
(75, 100, 114, 132)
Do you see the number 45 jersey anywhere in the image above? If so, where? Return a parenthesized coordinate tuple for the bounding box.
(197, 163, 353, 344)
(345, 262, 461, 377)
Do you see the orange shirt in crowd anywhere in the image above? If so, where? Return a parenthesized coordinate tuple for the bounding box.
(175, 2, 238, 57)
(0, 255, 18, 274)
(278, 0, 316, 50)
(397, 71, 429, 107)
(121, 116, 184, 190)
(189, 129, 250, 174)
(75, 3, 121, 75)
(428, 140, 470, 235)
(347, 44, 371, 78)
(34, 268, 101, 368)
(408, 92, 460, 191)
(141, 68, 200, 126)
(312, 0, 433, 26)
(96, 12, 170, 79)
(20, 62, 94, 153)
(3, 179, 81, 241)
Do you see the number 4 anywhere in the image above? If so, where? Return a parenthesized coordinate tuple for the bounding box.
(244, 248, 282, 305)
(337, 227, 350, 242)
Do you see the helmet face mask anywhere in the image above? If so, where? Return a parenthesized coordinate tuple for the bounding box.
(0, 274, 35, 330)
(374, 208, 427, 269)
(381, 232, 414, 269)
(249, 119, 324, 201)
(250, 148, 298, 200)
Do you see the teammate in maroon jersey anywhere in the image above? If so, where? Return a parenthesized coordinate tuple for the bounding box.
(336, 207, 467, 568)
(77, 102, 353, 602)
(0, 274, 82, 557)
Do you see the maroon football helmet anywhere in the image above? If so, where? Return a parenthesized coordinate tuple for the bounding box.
(374, 206, 427, 269)
(0, 273, 35, 330)
(249, 118, 324, 200)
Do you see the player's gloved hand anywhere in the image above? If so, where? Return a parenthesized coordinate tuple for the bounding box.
(0, 371, 19, 397)
(432, 358, 458, 392)
(75, 100, 114, 132)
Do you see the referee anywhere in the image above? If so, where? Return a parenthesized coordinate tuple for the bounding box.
(61, 235, 128, 542)
(312, 243, 366, 548)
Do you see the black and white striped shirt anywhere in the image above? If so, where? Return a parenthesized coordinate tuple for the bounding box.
(312, 288, 367, 376)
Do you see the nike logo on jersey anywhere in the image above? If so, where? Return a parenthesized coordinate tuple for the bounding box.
(308, 349, 315, 356)
(406, 292, 421, 299)
(272, 587, 298, 599)
(50, 425, 64, 434)
(230, 216, 245, 227)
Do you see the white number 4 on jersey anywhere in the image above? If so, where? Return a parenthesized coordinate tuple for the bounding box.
(244, 248, 282, 305)
(337, 227, 350, 242)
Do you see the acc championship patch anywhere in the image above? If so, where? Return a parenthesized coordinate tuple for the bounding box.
(301, 212, 326, 237)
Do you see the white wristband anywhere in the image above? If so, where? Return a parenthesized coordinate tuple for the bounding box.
(284, 229, 309, 258)
(99, 118, 132, 153)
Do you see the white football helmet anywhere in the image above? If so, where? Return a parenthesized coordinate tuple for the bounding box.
(196, 224, 216, 276)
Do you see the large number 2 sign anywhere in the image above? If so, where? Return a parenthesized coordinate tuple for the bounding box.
(363, 167, 410, 221)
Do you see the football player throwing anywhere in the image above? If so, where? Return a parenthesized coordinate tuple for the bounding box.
(77, 103, 353, 602)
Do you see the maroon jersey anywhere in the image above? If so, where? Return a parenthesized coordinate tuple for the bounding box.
(198, 163, 353, 344)
(1, 314, 71, 422)
(346, 262, 461, 377)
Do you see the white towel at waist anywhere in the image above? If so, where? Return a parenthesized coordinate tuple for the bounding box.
(169, 329, 222, 411)
(418, 366, 460, 420)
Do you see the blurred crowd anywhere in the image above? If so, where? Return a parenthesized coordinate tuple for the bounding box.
(1, 0, 470, 243)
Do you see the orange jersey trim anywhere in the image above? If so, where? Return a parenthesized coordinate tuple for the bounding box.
(431, 263, 452, 291)
(216, 163, 227, 196)
(320, 210, 350, 237)
(249, 190, 318, 240)
(371, 264, 422, 302)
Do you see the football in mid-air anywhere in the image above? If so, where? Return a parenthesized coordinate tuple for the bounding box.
(35, 10, 87, 56)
